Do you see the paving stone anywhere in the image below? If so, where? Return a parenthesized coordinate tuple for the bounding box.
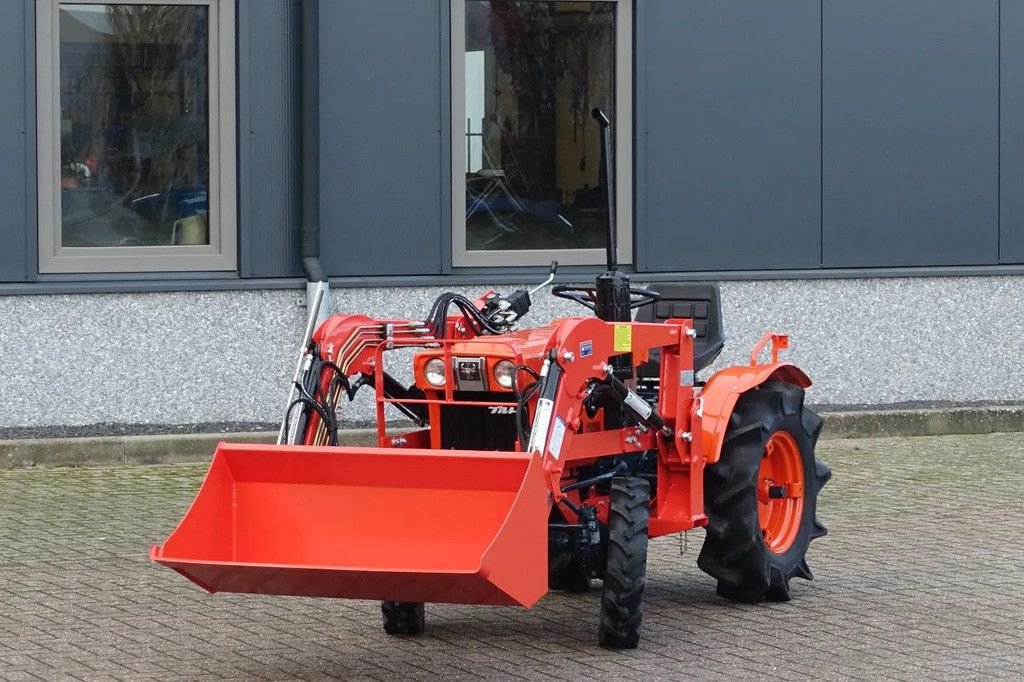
(1, 433, 1023, 680)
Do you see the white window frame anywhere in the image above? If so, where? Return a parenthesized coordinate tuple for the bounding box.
(451, 0, 633, 267)
(36, 0, 237, 273)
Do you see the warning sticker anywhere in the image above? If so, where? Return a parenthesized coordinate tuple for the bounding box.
(613, 324, 632, 352)
(527, 398, 554, 456)
(548, 417, 567, 460)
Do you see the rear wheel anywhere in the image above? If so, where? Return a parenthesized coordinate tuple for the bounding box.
(598, 477, 650, 649)
(381, 601, 425, 635)
(698, 382, 831, 603)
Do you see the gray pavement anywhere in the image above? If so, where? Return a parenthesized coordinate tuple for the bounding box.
(1, 433, 1023, 680)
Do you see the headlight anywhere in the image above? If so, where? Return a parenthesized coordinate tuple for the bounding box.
(424, 358, 446, 387)
(494, 360, 516, 389)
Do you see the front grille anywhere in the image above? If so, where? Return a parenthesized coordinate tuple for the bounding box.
(440, 392, 518, 451)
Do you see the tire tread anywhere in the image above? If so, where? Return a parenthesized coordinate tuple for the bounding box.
(698, 382, 830, 603)
(598, 477, 650, 649)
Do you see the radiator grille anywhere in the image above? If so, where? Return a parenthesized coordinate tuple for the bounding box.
(440, 392, 518, 451)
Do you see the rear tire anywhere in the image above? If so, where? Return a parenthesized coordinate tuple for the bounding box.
(598, 477, 650, 649)
(698, 381, 830, 603)
(381, 601, 425, 635)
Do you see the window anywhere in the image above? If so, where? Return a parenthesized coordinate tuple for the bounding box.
(452, 0, 632, 267)
(37, 0, 236, 273)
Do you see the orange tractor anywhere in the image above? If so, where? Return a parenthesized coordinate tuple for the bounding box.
(152, 112, 830, 649)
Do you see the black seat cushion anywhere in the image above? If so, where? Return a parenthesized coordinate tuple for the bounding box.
(636, 283, 725, 376)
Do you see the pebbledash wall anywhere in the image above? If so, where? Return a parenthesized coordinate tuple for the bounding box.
(2, 1, 1024, 429)
(3, 276, 1023, 429)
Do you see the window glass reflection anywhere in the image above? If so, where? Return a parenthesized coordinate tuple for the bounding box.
(59, 4, 210, 247)
(464, 1, 615, 251)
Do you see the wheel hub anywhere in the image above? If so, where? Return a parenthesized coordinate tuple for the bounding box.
(757, 431, 805, 553)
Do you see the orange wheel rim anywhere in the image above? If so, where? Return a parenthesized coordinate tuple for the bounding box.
(757, 431, 805, 554)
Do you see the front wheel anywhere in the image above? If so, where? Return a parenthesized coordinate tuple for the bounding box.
(698, 381, 831, 602)
(598, 477, 650, 649)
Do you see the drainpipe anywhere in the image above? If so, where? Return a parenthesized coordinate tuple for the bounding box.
(300, 0, 330, 326)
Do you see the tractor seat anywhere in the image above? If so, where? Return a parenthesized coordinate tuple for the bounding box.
(636, 283, 725, 381)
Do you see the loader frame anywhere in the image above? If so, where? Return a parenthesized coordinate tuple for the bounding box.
(292, 308, 802, 541)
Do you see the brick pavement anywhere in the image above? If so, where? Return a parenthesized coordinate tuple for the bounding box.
(1, 433, 1023, 680)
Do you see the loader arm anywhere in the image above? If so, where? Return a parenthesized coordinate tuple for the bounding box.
(527, 317, 708, 536)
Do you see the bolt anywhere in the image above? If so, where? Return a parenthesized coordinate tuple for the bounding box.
(391, 436, 407, 447)
(562, 351, 575, 363)
(679, 431, 693, 442)
(686, 328, 697, 338)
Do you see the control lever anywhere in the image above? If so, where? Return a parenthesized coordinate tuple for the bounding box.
(529, 260, 559, 297)
(485, 262, 559, 329)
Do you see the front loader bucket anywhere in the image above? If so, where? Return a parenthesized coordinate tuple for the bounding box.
(150, 443, 549, 607)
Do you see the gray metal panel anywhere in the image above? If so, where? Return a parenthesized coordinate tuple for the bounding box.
(238, 0, 302, 278)
(439, 0, 452, 274)
(822, 0, 999, 267)
(635, 0, 821, 273)
(1002, 1, 1024, 263)
(0, 1, 30, 282)
(318, 0, 446, 276)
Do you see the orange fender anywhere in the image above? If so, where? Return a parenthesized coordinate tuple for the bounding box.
(700, 334, 812, 464)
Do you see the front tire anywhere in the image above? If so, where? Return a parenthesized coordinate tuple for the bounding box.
(598, 477, 650, 649)
(698, 382, 830, 603)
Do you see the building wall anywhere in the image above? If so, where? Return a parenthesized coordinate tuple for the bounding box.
(2, 276, 1021, 429)
(3, 0, 1023, 285)
(1, 1, 1022, 426)
(0, 0, 32, 283)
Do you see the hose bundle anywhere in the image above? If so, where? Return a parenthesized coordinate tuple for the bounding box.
(282, 346, 353, 445)
(512, 365, 541, 450)
(423, 292, 506, 339)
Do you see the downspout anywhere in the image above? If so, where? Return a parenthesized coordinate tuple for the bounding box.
(300, 0, 330, 326)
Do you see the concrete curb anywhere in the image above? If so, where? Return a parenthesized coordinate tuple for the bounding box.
(2, 406, 1022, 469)
(820, 405, 1024, 439)
(0, 429, 381, 469)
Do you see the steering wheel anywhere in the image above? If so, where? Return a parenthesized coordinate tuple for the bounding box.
(552, 285, 660, 312)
